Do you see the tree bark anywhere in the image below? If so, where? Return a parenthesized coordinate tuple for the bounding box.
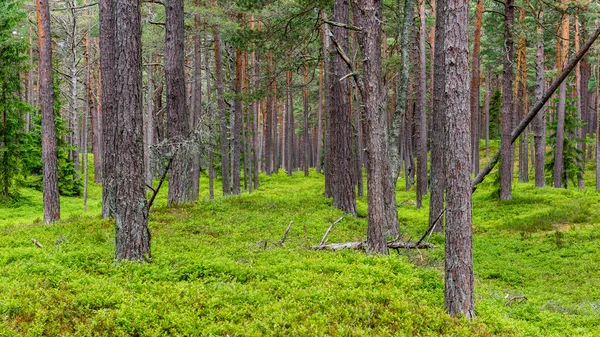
(232, 47, 243, 194)
(36, 0, 61, 224)
(416, 0, 428, 209)
(265, 53, 274, 175)
(328, 0, 357, 215)
(114, 0, 150, 261)
(443, 0, 474, 319)
(470, 0, 483, 175)
(484, 68, 491, 157)
(303, 63, 310, 177)
(575, 16, 584, 189)
(99, 0, 117, 218)
(166, 0, 193, 205)
(190, 2, 203, 199)
(553, 13, 569, 188)
(352, 0, 398, 253)
(500, 0, 515, 200)
(533, 9, 546, 188)
(213, 26, 230, 195)
(429, 0, 446, 231)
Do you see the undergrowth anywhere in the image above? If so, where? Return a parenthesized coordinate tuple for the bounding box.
(0, 150, 599, 336)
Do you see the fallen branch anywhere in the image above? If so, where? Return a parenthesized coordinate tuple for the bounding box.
(278, 221, 293, 246)
(31, 238, 43, 248)
(505, 295, 528, 306)
(319, 217, 344, 246)
(311, 241, 436, 251)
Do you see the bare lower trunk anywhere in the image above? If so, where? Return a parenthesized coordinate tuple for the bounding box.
(500, 0, 515, 200)
(232, 48, 243, 194)
(443, 0, 474, 319)
(213, 27, 230, 195)
(416, 0, 428, 208)
(114, 0, 150, 261)
(470, 0, 483, 175)
(484, 69, 491, 157)
(533, 11, 546, 188)
(36, 0, 60, 223)
(429, 0, 446, 232)
(190, 4, 203, 199)
(328, 0, 357, 215)
(352, 0, 398, 253)
(100, 0, 117, 218)
(166, 0, 193, 205)
(553, 13, 569, 188)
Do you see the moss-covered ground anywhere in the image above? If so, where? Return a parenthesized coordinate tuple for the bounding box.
(1, 147, 600, 336)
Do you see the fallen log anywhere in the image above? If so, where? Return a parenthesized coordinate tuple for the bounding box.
(311, 241, 436, 251)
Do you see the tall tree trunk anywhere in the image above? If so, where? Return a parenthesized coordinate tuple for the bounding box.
(553, 13, 569, 188)
(114, 0, 150, 261)
(516, 9, 528, 183)
(190, 2, 203, 199)
(205, 25, 214, 200)
(213, 26, 230, 195)
(317, 40, 325, 174)
(166, 0, 193, 205)
(232, 47, 243, 194)
(470, 0, 483, 175)
(146, 52, 154, 186)
(265, 53, 274, 175)
(36, 0, 60, 224)
(533, 9, 545, 188)
(100, 0, 117, 218)
(69, 1, 80, 178)
(575, 15, 584, 189)
(87, 38, 102, 184)
(596, 65, 600, 191)
(429, 0, 447, 231)
(285, 68, 294, 176)
(328, 0, 357, 215)
(500, 0, 515, 200)
(415, 0, 428, 208)
(484, 68, 491, 157)
(444, 0, 474, 318)
(322, 11, 333, 196)
(352, 0, 398, 253)
(303, 63, 310, 177)
(390, 0, 413, 184)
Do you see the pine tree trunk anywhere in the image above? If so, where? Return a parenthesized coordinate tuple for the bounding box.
(69, 1, 80, 178)
(484, 69, 491, 157)
(36, 0, 60, 224)
(443, 0, 474, 319)
(213, 26, 230, 195)
(303, 63, 310, 177)
(317, 36, 325, 174)
(100, 0, 117, 218)
(166, 0, 193, 205)
(230, 47, 243, 194)
(500, 0, 515, 200)
(352, 0, 397, 253)
(470, 0, 483, 175)
(429, 0, 446, 232)
(206, 27, 214, 200)
(533, 9, 546, 188)
(416, 0, 428, 209)
(190, 3, 203, 199)
(553, 13, 569, 188)
(575, 16, 584, 189)
(285, 68, 294, 176)
(114, 0, 150, 261)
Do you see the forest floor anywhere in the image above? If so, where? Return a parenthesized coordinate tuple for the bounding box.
(1, 150, 600, 336)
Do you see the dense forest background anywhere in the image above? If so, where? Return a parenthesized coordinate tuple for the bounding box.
(1, 0, 600, 334)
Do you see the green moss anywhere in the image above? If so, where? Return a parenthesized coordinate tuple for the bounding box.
(0, 158, 599, 336)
